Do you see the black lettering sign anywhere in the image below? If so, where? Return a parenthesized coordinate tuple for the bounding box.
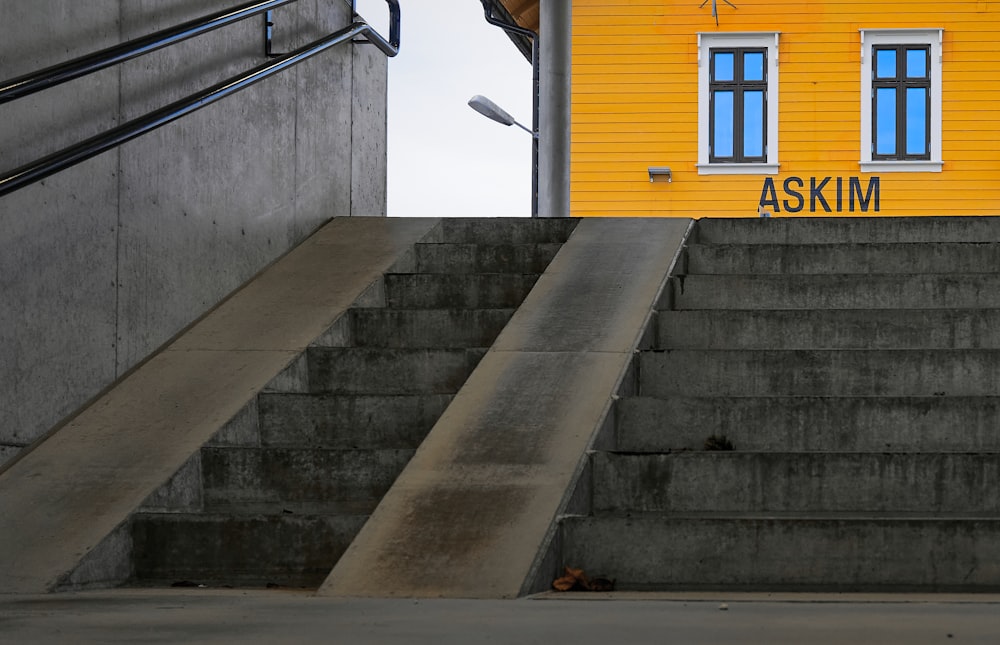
(850, 177, 880, 212)
(760, 178, 780, 212)
(758, 176, 880, 214)
(783, 177, 804, 213)
(810, 177, 833, 213)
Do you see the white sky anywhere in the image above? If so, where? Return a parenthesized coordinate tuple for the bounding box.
(359, 0, 534, 217)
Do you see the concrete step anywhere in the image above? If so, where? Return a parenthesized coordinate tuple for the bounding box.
(384, 273, 540, 309)
(430, 218, 578, 244)
(559, 514, 1000, 591)
(614, 396, 1000, 453)
(258, 393, 452, 449)
(639, 349, 1000, 397)
(412, 243, 563, 274)
(200, 447, 414, 512)
(686, 242, 1000, 275)
(670, 274, 1000, 310)
(695, 217, 1000, 245)
(591, 452, 1000, 515)
(657, 309, 1000, 350)
(131, 512, 367, 588)
(306, 347, 486, 395)
(346, 308, 514, 349)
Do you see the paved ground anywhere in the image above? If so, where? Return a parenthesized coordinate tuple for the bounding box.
(1, 590, 999, 644)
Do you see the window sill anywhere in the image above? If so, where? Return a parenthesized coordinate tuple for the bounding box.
(697, 163, 780, 175)
(860, 160, 943, 173)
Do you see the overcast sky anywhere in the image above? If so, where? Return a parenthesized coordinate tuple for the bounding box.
(359, 0, 534, 217)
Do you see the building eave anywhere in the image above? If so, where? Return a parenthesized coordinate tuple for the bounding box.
(484, 0, 538, 62)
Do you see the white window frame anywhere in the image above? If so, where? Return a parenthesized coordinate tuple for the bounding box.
(860, 28, 943, 173)
(697, 32, 780, 175)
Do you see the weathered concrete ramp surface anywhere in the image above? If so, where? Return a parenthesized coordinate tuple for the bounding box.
(0, 217, 438, 594)
(321, 218, 691, 599)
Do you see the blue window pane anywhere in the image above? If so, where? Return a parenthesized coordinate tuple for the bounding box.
(714, 91, 734, 157)
(743, 52, 764, 81)
(743, 90, 764, 157)
(713, 52, 734, 82)
(876, 49, 897, 79)
(906, 48, 927, 78)
(875, 87, 897, 155)
(906, 87, 928, 155)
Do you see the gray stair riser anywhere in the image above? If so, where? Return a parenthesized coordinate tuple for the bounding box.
(615, 396, 1000, 452)
(431, 218, 578, 244)
(307, 347, 486, 394)
(572, 216, 1000, 593)
(592, 452, 1000, 514)
(258, 393, 452, 449)
(200, 447, 414, 510)
(671, 274, 1000, 310)
(131, 513, 368, 587)
(384, 273, 540, 309)
(686, 242, 1000, 275)
(640, 349, 1000, 397)
(695, 217, 1000, 245)
(348, 309, 514, 349)
(657, 310, 1000, 350)
(560, 516, 1000, 591)
(413, 243, 562, 274)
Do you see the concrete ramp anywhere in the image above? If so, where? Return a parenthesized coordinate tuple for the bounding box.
(320, 218, 691, 598)
(0, 218, 439, 594)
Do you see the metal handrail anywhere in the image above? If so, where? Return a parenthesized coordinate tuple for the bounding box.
(0, 0, 400, 198)
(0, 0, 298, 105)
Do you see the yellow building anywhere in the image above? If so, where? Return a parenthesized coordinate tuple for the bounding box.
(500, 1, 1000, 217)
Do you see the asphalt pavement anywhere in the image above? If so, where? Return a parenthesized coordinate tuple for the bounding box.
(2, 590, 999, 644)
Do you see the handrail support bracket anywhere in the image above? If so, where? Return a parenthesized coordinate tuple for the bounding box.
(263, 10, 286, 58)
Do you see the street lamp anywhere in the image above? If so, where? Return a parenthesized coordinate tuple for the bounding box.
(468, 95, 537, 138)
(468, 94, 538, 217)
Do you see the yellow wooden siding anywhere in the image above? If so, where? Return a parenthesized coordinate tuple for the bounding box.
(571, 0, 1000, 217)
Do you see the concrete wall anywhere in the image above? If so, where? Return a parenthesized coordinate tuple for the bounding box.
(0, 0, 389, 464)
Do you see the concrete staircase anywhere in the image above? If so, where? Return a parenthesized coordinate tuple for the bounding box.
(559, 217, 1000, 592)
(127, 219, 577, 588)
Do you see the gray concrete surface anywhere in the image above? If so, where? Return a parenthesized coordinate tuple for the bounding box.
(672, 273, 1000, 309)
(562, 515, 1000, 590)
(321, 218, 692, 599)
(257, 393, 454, 448)
(411, 242, 563, 273)
(687, 242, 1000, 274)
(591, 452, 1000, 513)
(571, 217, 1000, 593)
(0, 217, 437, 594)
(306, 347, 488, 394)
(0, 0, 389, 463)
(424, 218, 579, 244)
(615, 395, 1000, 452)
(122, 218, 573, 589)
(346, 309, 517, 348)
(641, 349, 1000, 397)
(694, 216, 1000, 244)
(659, 309, 1000, 349)
(1, 590, 999, 645)
(383, 273, 541, 309)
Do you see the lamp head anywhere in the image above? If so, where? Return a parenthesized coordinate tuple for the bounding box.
(468, 95, 516, 127)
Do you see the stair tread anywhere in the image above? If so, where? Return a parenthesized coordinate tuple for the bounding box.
(570, 218, 1000, 591)
(567, 511, 1000, 520)
(685, 242, 1000, 275)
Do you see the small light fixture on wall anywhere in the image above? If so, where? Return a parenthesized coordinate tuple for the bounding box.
(648, 167, 672, 183)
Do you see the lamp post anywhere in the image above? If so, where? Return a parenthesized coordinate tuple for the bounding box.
(468, 94, 538, 217)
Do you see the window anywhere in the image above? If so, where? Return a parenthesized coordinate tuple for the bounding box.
(710, 48, 767, 163)
(861, 29, 943, 172)
(698, 32, 779, 175)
